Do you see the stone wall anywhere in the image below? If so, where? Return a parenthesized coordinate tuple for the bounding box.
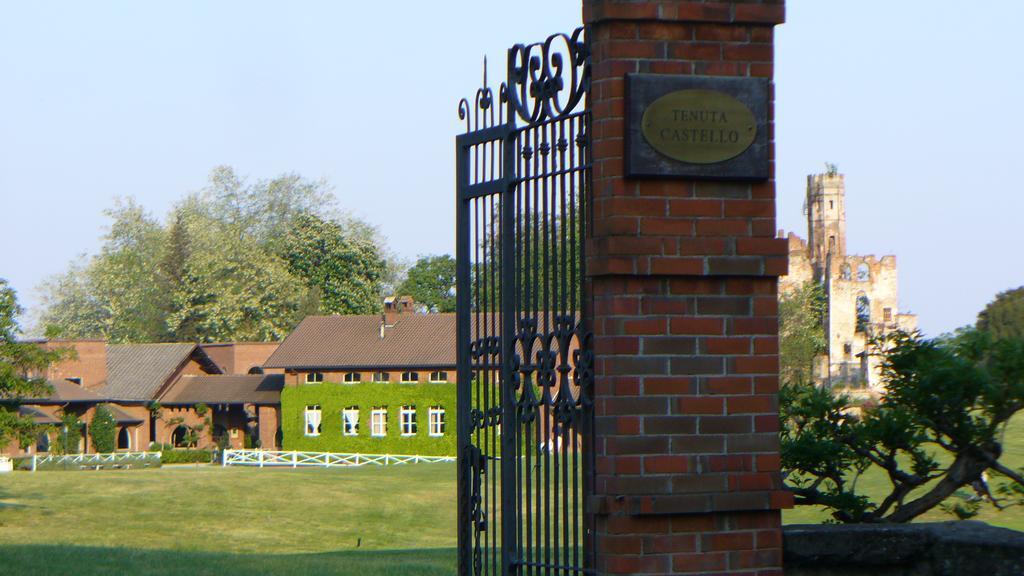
(784, 522, 1024, 576)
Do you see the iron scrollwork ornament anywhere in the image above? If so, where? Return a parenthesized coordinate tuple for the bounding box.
(507, 27, 589, 124)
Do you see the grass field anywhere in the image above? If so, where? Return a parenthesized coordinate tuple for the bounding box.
(2, 423, 1023, 575)
(0, 464, 458, 575)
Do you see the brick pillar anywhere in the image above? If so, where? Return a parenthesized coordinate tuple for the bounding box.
(258, 405, 280, 449)
(584, 2, 791, 574)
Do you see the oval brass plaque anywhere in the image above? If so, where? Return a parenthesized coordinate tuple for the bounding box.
(641, 89, 757, 164)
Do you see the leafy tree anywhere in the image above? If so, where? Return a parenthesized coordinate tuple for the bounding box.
(200, 165, 338, 248)
(397, 255, 456, 313)
(164, 205, 307, 342)
(280, 214, 387, 315)
(37, 199, 169, 342)
(35, 258, 109, 340)
(158, 211, 199, 341)
(0, 280, 67, 454)
(55, 411, 83, 455)
(36, 166, 393, 342)
(977, 286, 1024, 341)
(781, 329, 1024, 523)
(90, 404, 118, 453)
(779, 282, 827, 386)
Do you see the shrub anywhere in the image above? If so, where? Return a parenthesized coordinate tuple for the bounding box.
(89, 404, 117, 453)
(55, 412, 82, 455)
(161, 449, 214, 465)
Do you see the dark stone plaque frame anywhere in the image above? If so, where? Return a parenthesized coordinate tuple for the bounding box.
(625, 74, 770, 180)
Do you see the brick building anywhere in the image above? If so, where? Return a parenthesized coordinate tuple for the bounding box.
(4, 340, 283, 455)
(263, 302, 457, 454)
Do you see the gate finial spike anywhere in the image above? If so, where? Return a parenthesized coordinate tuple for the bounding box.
(483, 56, 488, 89)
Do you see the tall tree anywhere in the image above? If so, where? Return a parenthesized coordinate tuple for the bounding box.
(35, 258, 107, 339)
(164, 206, 307, 342)
(280, 214, 387, 315)
(0, 280, 68, 453)
(37, 199, 169, 342)
(200, 165, 339, 248)
(36, 166, 395, 342)
(779, 282, 828, 386)
(977, 286, 1024, 341)
(397, 255, 456, 313)
(158, 210, 200, 341)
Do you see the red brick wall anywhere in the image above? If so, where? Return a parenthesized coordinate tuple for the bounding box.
(43, 340, 108, 391)
(155, 405, 211, 448)
(200, 342, 280, 375)
(584, 2, 790, 574)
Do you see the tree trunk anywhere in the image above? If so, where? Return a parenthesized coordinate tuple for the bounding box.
(886, 453, 987, 523)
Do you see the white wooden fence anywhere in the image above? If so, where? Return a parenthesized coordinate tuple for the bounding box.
(30, 451, 162, 471)
(221, 449, 455, 469)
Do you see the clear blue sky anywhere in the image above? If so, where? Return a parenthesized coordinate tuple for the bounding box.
(1, 1, 1021, 337)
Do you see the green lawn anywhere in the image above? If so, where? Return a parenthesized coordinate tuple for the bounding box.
(0, 464, 458, 575)
(2, 424, 1023, 575)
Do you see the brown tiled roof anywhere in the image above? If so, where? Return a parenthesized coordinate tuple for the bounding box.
(18, 379, 108, 403)
(264, 314, 456, 369)
(104, 343, 218, 401)
(106, 404, 144, 424)
(161, 374, 284, 405)
(19, 405, 61, 425)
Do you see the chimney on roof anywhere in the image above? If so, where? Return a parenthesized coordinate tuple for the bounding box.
(381, 295, 416, 337)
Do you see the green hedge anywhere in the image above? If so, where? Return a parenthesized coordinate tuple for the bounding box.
(161, 450, 214, 464)
(281, 381, 456, 456)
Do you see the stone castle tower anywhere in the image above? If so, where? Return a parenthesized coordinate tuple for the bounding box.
(780, 171, 917, 390)
(807, 172, 847, 269)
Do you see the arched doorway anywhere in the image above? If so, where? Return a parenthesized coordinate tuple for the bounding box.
(171, 425, 189, 448)
(117, 427, 131, 451)
(36, 431, 50, 453)
(213, 424, 228, 449)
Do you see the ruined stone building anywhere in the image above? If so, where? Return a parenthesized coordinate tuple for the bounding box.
(780, 171, 917, 389)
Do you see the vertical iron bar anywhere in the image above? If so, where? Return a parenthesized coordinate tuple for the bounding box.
(456, 134, 473, 576)
(568, 112, 581, 574)
(581, 101, 595, 573)
(500, 121, 519, 576)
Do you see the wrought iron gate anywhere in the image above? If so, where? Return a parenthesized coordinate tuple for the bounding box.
(456, 28, 593, 576)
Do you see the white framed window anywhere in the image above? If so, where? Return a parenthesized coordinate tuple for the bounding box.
(304, 405, 322, 436)
(342, 407, 359, 436)
(400, 406, 417, 436)
(371, 408, 387, 437)
(429, 406, 446, 437)
(373, 372, 390, 383)
(400, 371, 419, 383)
(305, 372, 324, 384)
(343, 372, 361, 383)
(429, 371, 448, 383)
